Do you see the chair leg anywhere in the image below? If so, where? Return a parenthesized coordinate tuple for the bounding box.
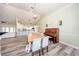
(42, 48, 44, 55)
(32, 52, 34, 56)
(53, 37, 56, 44)
(47, 46, 48, 52)
(39, 50, 41, 56)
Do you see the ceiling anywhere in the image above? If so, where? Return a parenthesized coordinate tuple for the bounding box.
(0, 3, 70, 26)
(8, 3, 70, 16)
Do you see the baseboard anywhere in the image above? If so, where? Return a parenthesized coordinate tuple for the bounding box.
(60, 41, 79, 49)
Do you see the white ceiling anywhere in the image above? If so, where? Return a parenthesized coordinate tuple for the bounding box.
(0, 3, 70, 25)
(8, 3, 70, 16)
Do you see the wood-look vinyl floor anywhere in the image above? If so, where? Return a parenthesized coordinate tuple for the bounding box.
(0, 36, 79, 56)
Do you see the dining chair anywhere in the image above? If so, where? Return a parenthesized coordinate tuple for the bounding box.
(31, 38, 42, 56)
(41, 36, 49, 55)
(25, 43, 31, 53)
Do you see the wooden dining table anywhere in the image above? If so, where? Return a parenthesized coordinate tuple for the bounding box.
(27, 32, 44, 43)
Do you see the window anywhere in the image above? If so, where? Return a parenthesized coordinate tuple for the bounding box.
(13, 27, 15, 32)
(2, 27, 15, 32)
(2, 27, 5, 32)
(5, 27, 9, 32)
(10, 27, 14, 32)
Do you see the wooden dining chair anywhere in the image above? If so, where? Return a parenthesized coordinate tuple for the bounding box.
(41, 36, 49, 55)
(31, 38, 42, 56)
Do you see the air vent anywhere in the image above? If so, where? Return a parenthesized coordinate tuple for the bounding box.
(0, 21, 6, 23)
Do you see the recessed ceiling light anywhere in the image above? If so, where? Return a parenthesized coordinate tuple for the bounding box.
(33, 15, 37, 18)
(33, 14, 38, 20)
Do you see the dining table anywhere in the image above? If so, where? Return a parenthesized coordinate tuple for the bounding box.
(27, 32, 44, 43)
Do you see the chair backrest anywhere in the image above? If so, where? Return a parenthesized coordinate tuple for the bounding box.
(42, 36, 49, 48)
(32, 38, 42, 52)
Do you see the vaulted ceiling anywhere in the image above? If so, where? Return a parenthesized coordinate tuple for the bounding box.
(0, 3, 70, 26)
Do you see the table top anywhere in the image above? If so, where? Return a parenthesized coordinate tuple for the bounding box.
(27, 32, 44, 43)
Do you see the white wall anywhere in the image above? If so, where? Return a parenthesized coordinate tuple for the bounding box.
(37, 4, 79, 47)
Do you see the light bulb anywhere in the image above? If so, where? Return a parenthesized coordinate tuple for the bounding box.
(33, 15, 37, 17)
